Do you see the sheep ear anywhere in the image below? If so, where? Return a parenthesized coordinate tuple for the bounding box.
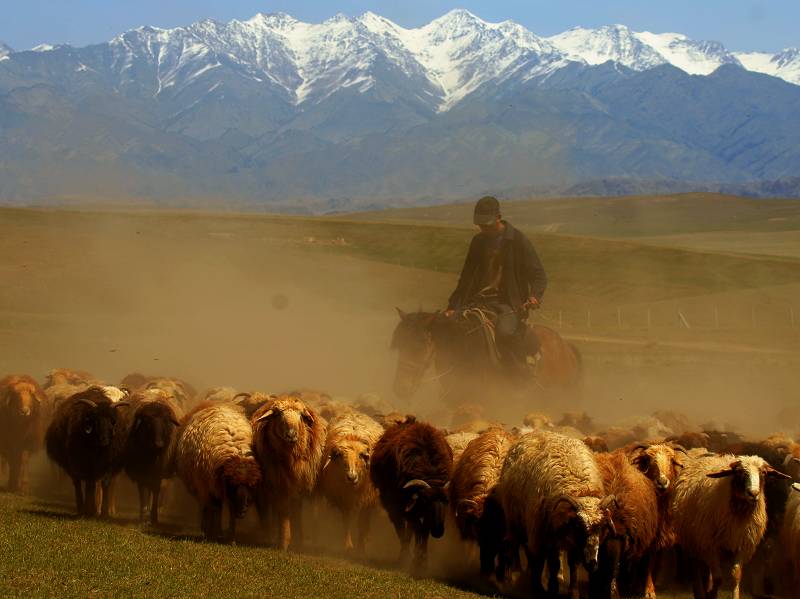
(256, 409, 274, 423)
(792, 482, 800, 493)
(606, 513, 617, 537)
(170, 415, 180, 427)
(405, 493, 418, 513)
(396, 307, 407, 320)
(600, 494, 617, 511)
(707, 468, 735, 478)
(301, 410, 315, 427)
(765, 467, 791, 480)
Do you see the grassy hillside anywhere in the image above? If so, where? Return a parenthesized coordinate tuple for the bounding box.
(342, 193, 800, 255)
(0, 494, 483, 599)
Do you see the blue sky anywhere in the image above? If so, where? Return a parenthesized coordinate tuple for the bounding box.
(3, 0, 797, 53)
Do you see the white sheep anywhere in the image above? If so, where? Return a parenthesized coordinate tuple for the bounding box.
(173, 402, 261, 541)
(671, 453, 790, 599)
(496, 431, 616, 599)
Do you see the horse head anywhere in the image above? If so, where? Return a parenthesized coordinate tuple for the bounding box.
(391, 308, 437, 399)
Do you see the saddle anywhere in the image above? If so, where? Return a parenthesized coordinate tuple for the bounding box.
(459, 307, 541, 376)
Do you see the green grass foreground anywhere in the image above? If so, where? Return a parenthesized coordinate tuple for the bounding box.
(0, 494, 484, 599)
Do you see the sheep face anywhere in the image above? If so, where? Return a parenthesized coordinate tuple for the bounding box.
(77, 402, 119, 449)
(130, 403, 178, 453)
(258, 400, 315, 447)
(3, 381, 40, 418)
(326, 438, 370, 486)
(552, 495, 616, 572)
(220, 457, 261, 519)
(404, 480, 448, 539)
(632, 444, 684, 492)
(707, 456, 790, 505)
(390, 310, 435, 399)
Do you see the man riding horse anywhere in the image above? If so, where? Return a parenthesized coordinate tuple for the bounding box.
(443, 196, 547, 374)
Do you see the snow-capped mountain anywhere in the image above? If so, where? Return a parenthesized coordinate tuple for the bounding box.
(735, 48, 800, 85)
(548, 25, 742, 75)
(0, 41, 12, 60)
(1, 10, 798, 205)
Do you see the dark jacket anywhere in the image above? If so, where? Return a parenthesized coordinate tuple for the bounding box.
(447, 221, 547, 311)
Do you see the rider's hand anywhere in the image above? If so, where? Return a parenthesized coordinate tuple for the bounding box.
(443, 309, 455, 318)
(526, 297, 540, 309)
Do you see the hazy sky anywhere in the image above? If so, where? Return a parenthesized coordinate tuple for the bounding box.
(2, 0, 797, 53)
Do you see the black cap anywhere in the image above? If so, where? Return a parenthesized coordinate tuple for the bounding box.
(473, 196, 500, 225)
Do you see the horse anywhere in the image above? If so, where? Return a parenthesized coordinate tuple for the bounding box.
(390, 308, 582, 407)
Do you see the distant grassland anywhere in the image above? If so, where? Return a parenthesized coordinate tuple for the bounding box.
(343, 193, 800, 238)
(4, 206, 800, 313)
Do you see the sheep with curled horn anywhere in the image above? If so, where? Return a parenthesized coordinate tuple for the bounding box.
(449, 428, 514, 579)
(317, 411, 383, 552)
(45, 386, 132, 517)
(120, 388, 183, 525)
(0, 375, 46, 493)
(370, 417, 453, 571)
(227, 391, 274, 419)
(174, 401, 261, 542)
(251, 393, 326, 550)
(671, 453, 790, 599)
(495, 430, 617, 599)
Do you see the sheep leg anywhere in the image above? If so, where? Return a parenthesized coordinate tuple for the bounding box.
(137, 483, 148, 523)
(691, 560, 708, 599)
(644, 553, 657, 599)
(356, 506, 371, 553)
(227, 496, 237, 543)
(731, 562, 742, 599)
(342, 509, 354, 551)
(211, 498, 223, 541)
(290, 500, 305, 550)
(201, 502, 213, 538)
(100, 476, 113, 518)
(412, 527, 429, 571)
(525, 547, 546, 596)
(150, 483, 161, 527)
(7, 450, 22, 493)
(546, 548, 561, 596)
(72, 477, 84, 515)
(389, 511, 411, 563)
(567, 549, 580, 599)
(276, 497, 291, 551)
(84, 479, 98, 517)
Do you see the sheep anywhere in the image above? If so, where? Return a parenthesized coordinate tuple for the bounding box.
(228, 391, 275, 419)
(370, 417, 453, 570)
(0, 375, 45, 492)
(449, 428, 514, 578)
(584, 436, 609, 453)
(779, 483, 800, 593)
(446, 431, 479, 462)
(251, 393, 327, 550)
(45, 368, 99, 388)
(495, 430, 616, 599)
(45, 386, 131, 517)
(317, 411, 383, 551)
(558, 411, 595, 434)
(593, 451, 660, 599)
(671, 453, 790, 599)
(626, 443, 687, 597)
(121, 388, 183, 525)
(143, 377, 195, 409)
(173, 402, 261, 541)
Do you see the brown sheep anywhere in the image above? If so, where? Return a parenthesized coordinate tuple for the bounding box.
(45, 368, 99, 388)
(593, 451, 660, 599)
(251, 393, 327, 550)
(449, 428, 514, 578)
(0, 375, 46, 492)
(317, 411, 383, 551)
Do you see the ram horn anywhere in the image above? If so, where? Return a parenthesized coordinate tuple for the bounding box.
(256, 409, 274, 423)
(456, 499, 479, 515)
(403, 479, 431, 490)
(232, 392, 252, 403)
(76, 398, 97, 408)
(555, 495, 581, 511)
(112, 401, 130, 409)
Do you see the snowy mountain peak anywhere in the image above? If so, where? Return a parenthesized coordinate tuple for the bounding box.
(0, 41, 12, 59)
(735, 47, 800, 85)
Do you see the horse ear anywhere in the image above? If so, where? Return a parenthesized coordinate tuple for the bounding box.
(396, 307, 408, 320)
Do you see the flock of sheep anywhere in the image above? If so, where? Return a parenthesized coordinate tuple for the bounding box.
(2, 368, 800, 599)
